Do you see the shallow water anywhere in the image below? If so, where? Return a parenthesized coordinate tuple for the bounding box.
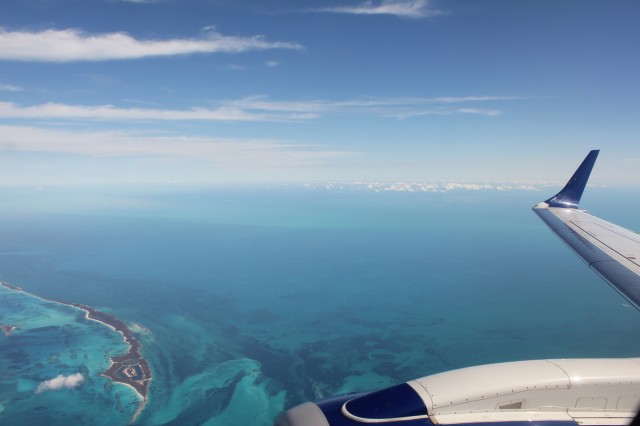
(0, 286, 139, 425)
(1, 185, 639, 425)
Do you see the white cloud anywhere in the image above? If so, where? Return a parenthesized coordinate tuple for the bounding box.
(431, 96, 518, 103)
(227, 64, 246, 71)
(225, 96, 330, 113)
(226, 95, 513, 116)
(0, 28, 303, 62)
(315, 0, 443, 19)
(266, 60, 280, 67)
(303, 181, 542, 192)
(35, 373, 84, 393)
(0, 101, 317, 122)
(391, 107, 502, 119)
(457, 108, 501, 116)
(0, 95, 515, 123)
(0, 125, 352, 166)
(0, 83, 22, 92)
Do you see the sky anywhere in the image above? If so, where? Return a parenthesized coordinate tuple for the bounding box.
(0, 0, 639, 186)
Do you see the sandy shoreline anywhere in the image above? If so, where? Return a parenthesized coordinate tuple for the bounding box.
(0, 281, 152, 423)
(83, 311, 118, 332)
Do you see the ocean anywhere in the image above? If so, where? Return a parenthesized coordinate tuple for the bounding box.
(1, 184, 640, 425)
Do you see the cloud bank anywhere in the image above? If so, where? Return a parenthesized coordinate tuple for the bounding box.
(35, 373, 84, 393)
(316, 0, 443, 19)
(303, 181, 543, 193)
(0, 28, 303, 62)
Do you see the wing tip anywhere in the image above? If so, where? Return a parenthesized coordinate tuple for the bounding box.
(543, 149, 600, 209)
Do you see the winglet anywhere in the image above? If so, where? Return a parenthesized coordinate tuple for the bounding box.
(544, 150, 599, 209)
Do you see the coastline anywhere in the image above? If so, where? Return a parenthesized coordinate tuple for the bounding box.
(110, 378, 148, 423)
(0, 281, 152, 424)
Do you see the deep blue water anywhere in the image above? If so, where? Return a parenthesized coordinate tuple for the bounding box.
(1, 185, 640, 425)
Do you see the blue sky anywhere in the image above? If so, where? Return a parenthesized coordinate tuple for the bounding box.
(0, 0, 639, 186)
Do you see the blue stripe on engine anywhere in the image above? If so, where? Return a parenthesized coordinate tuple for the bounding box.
(343, 383, 427, 419)
(315, 386, 433, 425)
(313, 386, 580, 426)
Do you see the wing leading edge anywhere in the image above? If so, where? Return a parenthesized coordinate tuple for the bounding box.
(533, 150, 640, 310)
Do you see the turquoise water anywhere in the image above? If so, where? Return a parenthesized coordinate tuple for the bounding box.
(1, 185, 640, 425)
(0, 286, 140, 424)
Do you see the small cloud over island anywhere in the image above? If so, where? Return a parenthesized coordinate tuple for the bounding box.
(35, 373, 84, 394)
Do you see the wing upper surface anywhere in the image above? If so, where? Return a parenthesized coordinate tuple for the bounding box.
(533, 150, 640, 310)
(534, 205, 640, 309)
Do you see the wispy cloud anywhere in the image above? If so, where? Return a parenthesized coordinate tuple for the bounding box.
(0, 83, 23, 92)
(315, 0, 443, 19)
(431, 96, 518, 103)
(0, 28, 303, 62)
(0, 95, 515, 123)
(226, 95, 509, 118)
(0, 125, 352, 166)
(226, 64, 246, 71)
(0, 101, 317, 122)
(225, 96, 331, 113)
(392, 107, 502, 119)
(457, 108, 501, 116)
(35, 373, 84, 393)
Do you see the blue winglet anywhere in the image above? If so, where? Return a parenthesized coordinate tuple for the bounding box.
(544, 150, 600, 208)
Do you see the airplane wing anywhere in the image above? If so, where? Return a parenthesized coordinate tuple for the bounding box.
(533, 150, 640, 310)
(276, 150, 640, 426)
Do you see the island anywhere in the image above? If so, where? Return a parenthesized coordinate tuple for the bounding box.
(0, 281, 151, 423)
(68, 302, 152, 409)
